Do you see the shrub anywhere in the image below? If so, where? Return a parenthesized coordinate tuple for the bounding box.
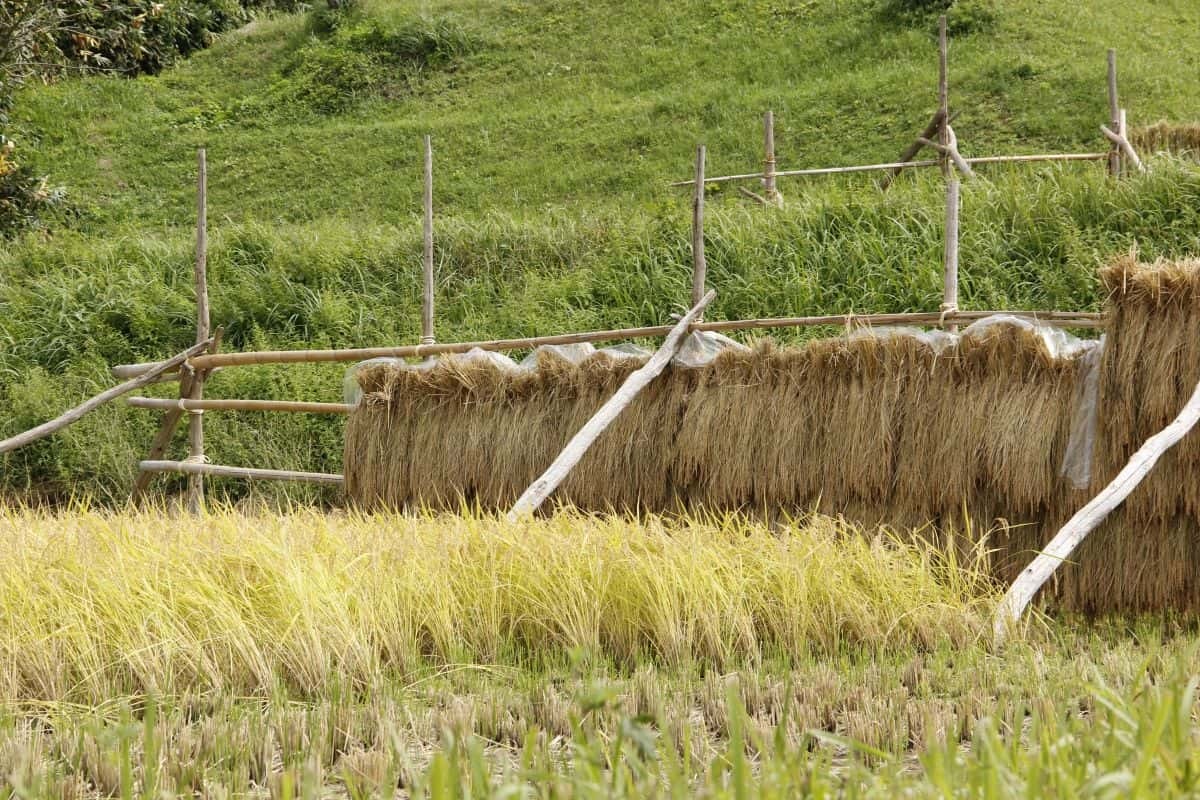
(0, 136, 66, 236)
(877, 0, 996, 34)
(271, 11, 479, 114)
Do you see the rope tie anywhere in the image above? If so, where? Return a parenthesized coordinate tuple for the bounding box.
(939, 302, 959, 328)
(182, 454, 208, 465)
(176, 398, 203, 415)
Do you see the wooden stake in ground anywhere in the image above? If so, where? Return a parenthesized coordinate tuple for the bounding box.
(937, 15, 951, 179)
(691, 145, 707, 316)
(943, 179, 960, 332)
(187, 148, 211, 515)
(507, 290, 716, 520)
(1107, 48, 1121, 177)
(0, 340, 212, 456)
(422, 134, 435, 345)
(762, 110, 780, 205)
(994, 374, 1200, 644)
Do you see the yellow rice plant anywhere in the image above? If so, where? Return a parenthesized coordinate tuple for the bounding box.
(0, 509, 996, 705)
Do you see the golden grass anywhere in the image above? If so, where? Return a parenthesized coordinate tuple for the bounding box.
(0, 508, 995, 705)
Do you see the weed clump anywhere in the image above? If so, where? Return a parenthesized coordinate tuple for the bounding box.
(271, 8, 479, 114)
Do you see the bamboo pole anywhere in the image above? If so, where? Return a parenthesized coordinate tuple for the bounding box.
(139, 460, 343, 484)
(943, 179, 960, 332)
(762, 110, 779, 204)
(1107, 48, 1120, 177)
(422, 134, 435, 345)
(112, 364, 221, 381)
(692, 145, 707, 315)
(669, 151, 1108, 187)
(994, 374, 1200, 644)
(128, 397, 351, 414)
(112, 309, 1102, 375)
(938, 15, 951, 180)
(187, 148, 211, 515)
(0, 340, 212, 456)
(508, 290, 716, 520)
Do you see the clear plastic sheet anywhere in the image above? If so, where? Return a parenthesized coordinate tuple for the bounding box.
(1060, 336, 1105, 489)
(960, 314, 1093, 359)
(671, 330, 750, 368)
(597, 343, 651, 360)
(518, 343, 596, 368)
(846, 325, 958, 354)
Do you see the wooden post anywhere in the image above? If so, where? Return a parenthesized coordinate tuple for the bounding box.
(943, 179, 960, 332)
(937, 15, 951, 179)
(762, 110, 780, 205)
(187, 148, 210, 515)
(995, 374, 1200, 644)
(507, 290, 716, 520)
(422, 134, 435, 345)
(1107, 48, 1121, 177)
(691, 145, 707, 318)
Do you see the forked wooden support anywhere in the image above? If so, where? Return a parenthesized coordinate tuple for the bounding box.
(507, 290, 716, 520)
(1100, 124, 1145, 173)
(994, 375, 1200, 644)
(918, 127, 974, 178)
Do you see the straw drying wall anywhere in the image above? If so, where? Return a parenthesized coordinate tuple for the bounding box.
(345, 257, 1200, 613)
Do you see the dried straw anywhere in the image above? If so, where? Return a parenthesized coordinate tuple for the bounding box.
(1131, 121, 1200, 157)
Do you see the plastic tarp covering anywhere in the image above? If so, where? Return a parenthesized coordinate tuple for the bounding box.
(959, 314, 1094, 359)
(671, 330, 750, 368)
(846, 325, 958, 354)
(1060, 335, 1105, 490)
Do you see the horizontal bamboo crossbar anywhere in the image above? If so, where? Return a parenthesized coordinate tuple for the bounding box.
(139, 460, 344, 484)
(670, 152, 1110, 187)
(111, 310, 1103, 376)
(128, 397, 350, 414)
(112, 364, 224, 381)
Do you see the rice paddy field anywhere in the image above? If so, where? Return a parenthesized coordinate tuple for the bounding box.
(0, 507, 1195, 798)
(5, 0, 1200, 796)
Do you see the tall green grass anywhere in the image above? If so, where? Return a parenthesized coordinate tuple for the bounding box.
(0, 164, 1197, 501)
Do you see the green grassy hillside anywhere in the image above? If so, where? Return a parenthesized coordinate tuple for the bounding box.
(2, 0, 1199, 501)
(12, 0, 1200, 227)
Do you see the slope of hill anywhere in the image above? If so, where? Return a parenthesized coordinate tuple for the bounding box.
(1, 0, 1199, 501)
(12, 0, 1200, 227)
